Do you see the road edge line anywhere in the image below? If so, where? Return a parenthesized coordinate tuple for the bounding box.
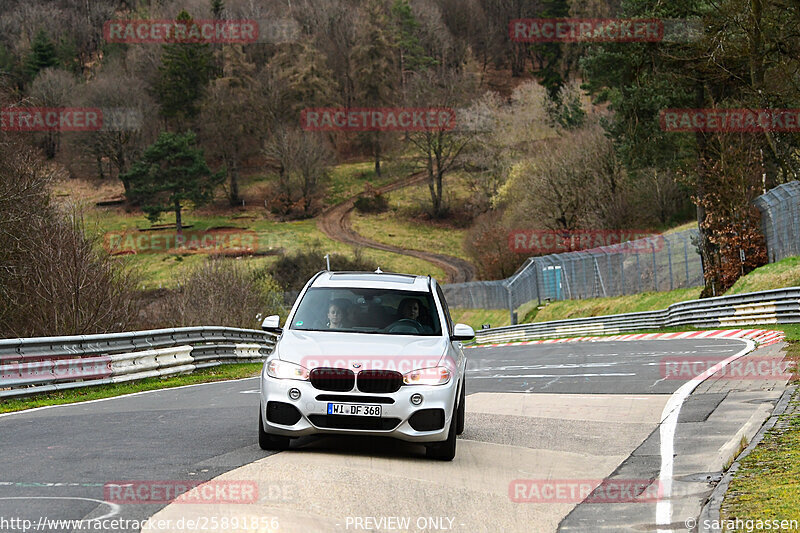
(655, 338, 755, 531)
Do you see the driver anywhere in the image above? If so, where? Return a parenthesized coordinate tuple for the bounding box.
(398, 298, 421, 321)
(397, 298, 433, 333)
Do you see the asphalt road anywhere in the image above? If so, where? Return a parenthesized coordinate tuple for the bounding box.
(466, 339, 746, 394)
(0, 338, 769, 532)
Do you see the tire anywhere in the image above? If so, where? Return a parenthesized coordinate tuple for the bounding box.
(426, 405, 457, 461)
(456, 379, 465, 435)
(259, 405, 291, 451)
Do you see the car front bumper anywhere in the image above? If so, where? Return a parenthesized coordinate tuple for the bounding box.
(259, 372, 458, 443)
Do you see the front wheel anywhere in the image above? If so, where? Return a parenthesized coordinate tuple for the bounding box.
(259, 405, 291, 451)
(456, 379, 465, 435)
(426, 407, 457, 461)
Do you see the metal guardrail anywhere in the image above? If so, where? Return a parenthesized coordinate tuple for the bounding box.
(0, 326, 276, 399)
(474, 287, 800, 344)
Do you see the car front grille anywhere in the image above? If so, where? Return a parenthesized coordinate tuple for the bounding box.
(308, 414, 401, 431)
(309, 367, 355, 392)
(356, 370, 403, 393)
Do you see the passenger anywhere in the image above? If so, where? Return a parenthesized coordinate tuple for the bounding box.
(327, 301, 345, 329)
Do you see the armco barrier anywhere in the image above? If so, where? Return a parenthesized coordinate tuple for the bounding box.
(0, 327, 275, 399)
(475, 287, 800, 344)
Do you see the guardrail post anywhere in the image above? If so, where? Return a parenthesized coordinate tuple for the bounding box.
(506, 284, 516, 325)
(666, 237, 674, 291)
(650, 240, 658, 291)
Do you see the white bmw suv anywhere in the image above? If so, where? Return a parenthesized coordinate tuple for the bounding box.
(258, 271, 474, 461)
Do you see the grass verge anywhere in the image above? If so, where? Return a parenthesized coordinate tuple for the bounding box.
(531, 287, 702, 323)
(450, 308, 512, 331)
(0, 363, 262, 414)
(719, 386, 800, 528)
(727, 256, 800, 295)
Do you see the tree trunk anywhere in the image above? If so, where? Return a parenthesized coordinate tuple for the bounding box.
(174, 198, 183, 234)
(374, 135, 381, 177)
(96, 154, 104, 180)
(229, 159, 241, 206)
(425, 149, 438, 215)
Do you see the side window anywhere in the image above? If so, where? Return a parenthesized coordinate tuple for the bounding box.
(435, 284, 454, 335)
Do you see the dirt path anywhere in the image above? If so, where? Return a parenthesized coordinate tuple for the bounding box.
(317, 172, 477, 283)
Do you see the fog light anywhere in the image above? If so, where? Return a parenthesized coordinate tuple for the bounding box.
(410, 393, 423, 405)
(288, 388, 301, 401)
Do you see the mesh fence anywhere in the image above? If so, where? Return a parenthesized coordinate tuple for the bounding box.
(443, 228, 704, 311)
(754, 181, 800, 263)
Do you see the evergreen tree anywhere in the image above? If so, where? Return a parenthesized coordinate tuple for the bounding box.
(122, 131, 224, 232)
(529, 0, 569, 100)
(153, 11, 215, 128)
(25, 30, 59, 79)
(271, 41, 337, 116)
(211, 0, 225, 18)
(352, 0, 397, 176)
(390, 0, 436, 85)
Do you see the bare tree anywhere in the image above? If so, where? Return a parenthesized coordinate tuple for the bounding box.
(70, 63, 158, 189)
(263, 126, 334, 218)
(29, 67, 76, 158)
(198, 45, 264, 206)
(406, 68, 478, 217)
(0, 132, 140, 337)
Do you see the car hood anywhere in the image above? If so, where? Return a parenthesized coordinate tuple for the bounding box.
(275, 330, 449, 372)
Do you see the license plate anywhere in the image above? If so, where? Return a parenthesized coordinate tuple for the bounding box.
(327, 403, 382, 417)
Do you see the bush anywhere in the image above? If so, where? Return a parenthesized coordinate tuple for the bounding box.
(354, 192, 388, 213)
(143, 259, 286, 329)
(465, 211, 527, 280)
(268, 244, 379, 292)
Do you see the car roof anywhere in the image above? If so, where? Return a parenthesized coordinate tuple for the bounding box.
(310, 271, 432, 292)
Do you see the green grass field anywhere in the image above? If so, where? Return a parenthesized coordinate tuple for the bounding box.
(351, 210, 469, 262)
(83, 157, 449, 287)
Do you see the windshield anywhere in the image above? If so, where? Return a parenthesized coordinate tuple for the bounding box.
(290, 287, 441, 336)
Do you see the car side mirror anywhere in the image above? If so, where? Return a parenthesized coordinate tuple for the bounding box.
(451, 323, 475, 341)
(261, 315, 282, 334)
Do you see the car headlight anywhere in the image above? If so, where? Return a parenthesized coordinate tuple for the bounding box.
(267, 359, 309, 381)
(403, 366, 451, 386)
